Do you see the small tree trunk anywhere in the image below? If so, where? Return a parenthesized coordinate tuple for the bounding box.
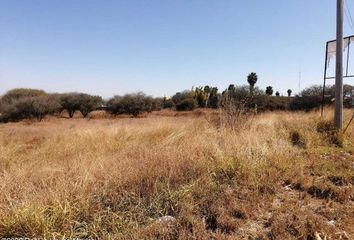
(250, 85, 254, 95)
(37, 114, 44, 122)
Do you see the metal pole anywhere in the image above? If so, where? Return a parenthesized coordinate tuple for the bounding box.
(343, 113, 354, 134)
(346, 37, 350, 77)
(322, 43, 329, 117)
(335, 0, 344, 129)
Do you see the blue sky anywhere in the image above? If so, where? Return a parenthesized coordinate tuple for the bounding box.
(1, 0, 353, 97)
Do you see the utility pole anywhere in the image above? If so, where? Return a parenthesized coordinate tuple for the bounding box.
(335, 0, 344, 129)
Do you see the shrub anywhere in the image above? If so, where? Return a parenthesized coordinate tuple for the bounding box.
(207, 87, 220, 109)
(163, 98, 174, 109)
(301, 85, 325, 97)
(58, 93, 102, 118)
(1, 88, 46, 104)
(0, 101, 15, 122)
(58, 93, 80, 118)
(175, 98, 197, 111)
(265, 96, 291, 111)
(223, 85, 250, 103)
(289, 96, 327, 111)
(221, 85, 269, 112)
(77, 94, 103, 117)
(171, 91, 194, 106)
(31, 95, 62, 120)
(290, 130, 307, 148)
(0, 88, 62, 122)
(171, 91, 198, 111)
(0, 95, 61, 122)
(106, 92, 153, 117)
(151, 98, 163, 112)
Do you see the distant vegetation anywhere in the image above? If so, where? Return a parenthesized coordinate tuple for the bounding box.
(58, 93, 103, 118)
(106, 92, 161, 117)
(0, 74, 353, 123)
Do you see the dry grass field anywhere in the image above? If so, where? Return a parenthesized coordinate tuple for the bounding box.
(0, 109, 353, 239)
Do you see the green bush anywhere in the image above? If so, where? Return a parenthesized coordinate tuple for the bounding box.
(289, 96, 327, 111)
(265, 96, 291, 111)
(175, 98, 197, 111)
(163, 98, 174, 109)
(223, 93, 290, 112)
(151, 98, 163, 112)
(106, 92, 154, 117)
(0, 95, 61, 122)
(77, 94, 103, 117)
(58, 93, 102, 118)
(0, 88, 62, 122)
(1, 88, 46, 104)
(171, 91, 194, 106)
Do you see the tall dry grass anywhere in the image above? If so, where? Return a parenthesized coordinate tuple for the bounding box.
(0, 109, 353, 239)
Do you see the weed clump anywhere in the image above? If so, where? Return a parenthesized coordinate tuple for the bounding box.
(316, 120, 344, 147)
(328, 175, 348, 186)
(268, 207, 335, 240)
(289, 130, 307, 148)
(307, 185, 337, 200)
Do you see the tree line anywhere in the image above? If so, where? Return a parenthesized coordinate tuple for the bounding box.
(0, 73, 353, 122)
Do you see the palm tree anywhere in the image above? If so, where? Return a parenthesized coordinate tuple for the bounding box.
(287, 89, 292, 97)
(247, 72, 258, 93)
(228, 84, 236, 92)
(266, 86, 273, 96)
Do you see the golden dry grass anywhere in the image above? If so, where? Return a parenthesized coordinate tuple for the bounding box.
(0, 109, 353, 239)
